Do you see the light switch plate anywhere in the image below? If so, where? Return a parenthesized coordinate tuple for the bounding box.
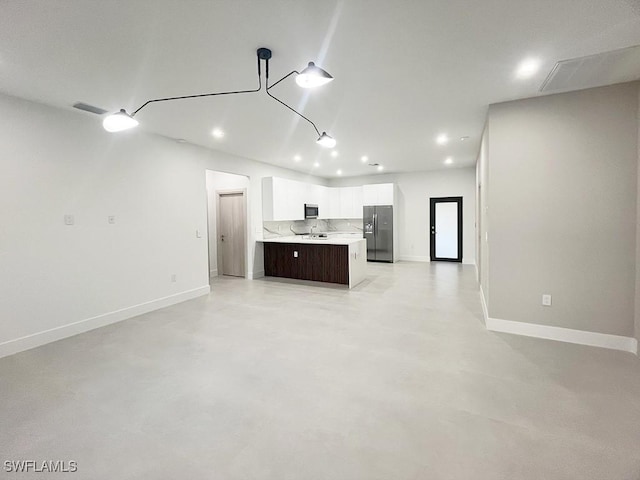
(542, 294, 552, 306)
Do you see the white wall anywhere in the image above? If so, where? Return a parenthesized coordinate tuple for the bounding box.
(329, 168, 476, 264)
(205, 171, 250, 277)
(486, 82, 639, 338)
(0, 92, 327, 357)
(636, 87, 640, 345)
(477, 125, 490, 308)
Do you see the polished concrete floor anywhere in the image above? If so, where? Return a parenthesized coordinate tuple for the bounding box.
(2, 262, 640, 479)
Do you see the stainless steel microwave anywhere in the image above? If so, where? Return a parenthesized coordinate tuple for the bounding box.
(304, 204, 319, 219)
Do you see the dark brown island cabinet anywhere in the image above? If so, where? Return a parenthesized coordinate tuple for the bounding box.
(261, 238, 366, 288)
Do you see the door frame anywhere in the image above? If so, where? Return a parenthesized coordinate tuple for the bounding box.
(429, 196, 463, 263)
(215, 188, 248, 278)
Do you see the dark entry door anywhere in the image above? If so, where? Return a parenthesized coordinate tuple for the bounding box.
(430, 197, 462, 262)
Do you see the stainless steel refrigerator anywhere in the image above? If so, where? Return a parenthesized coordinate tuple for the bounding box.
(363, 205, 393, 262)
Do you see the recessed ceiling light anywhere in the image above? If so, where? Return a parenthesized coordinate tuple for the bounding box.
(436, 134, 449, 145)
(444, 157, 453, 165)
(331, 150, 339, 158)
(293, 154, 301, 162)
(313, 162, 319, 168)
(176, 138, 187, 143)
(361, 155, 369, 163)
(460, 136, 469, 141)
(377, 165, 384, 172)
(211, 128, 225, 139)
(336, 169, 342, 175)
(516, 58, 540, 79)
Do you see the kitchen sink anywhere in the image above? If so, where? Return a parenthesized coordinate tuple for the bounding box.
(302, 234, 328, 240)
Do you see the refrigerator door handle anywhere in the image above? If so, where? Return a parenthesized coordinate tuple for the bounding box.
(373, 213, 377, 235)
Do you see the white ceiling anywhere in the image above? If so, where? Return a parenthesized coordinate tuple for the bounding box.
(2, 0, 640, 178)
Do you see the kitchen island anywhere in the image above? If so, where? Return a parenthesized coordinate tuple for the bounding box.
(259, 236, 366, 288)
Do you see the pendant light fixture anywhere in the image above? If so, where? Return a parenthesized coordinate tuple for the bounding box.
(102, 109, 139, 132)
(295, 62, 334, 88)
(102, 47, 336, 147)
(316, 132, 337, 148)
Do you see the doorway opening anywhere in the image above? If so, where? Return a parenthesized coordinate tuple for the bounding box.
(206, 171, 249, 279)
(430, 196, 463, 263)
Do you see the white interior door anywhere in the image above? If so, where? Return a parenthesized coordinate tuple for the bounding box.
(218, 192, 245, 277)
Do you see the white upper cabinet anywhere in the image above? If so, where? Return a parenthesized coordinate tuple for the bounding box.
(352, 186, 363, 216)
(377, 183, 395, 205)
(338, 186, 364, 218)
(362, 184, 377, 206)
(263, 177, 391, 221)
(362, 183, 394, 206)
(263, 177, 305, 221)
(316, 185, 331, 219)
(339, 187, 353, 219)
(327, 190, 340, 219)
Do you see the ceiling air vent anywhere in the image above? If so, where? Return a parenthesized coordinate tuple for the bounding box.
(540, 45, 640, 93)
(72, 102, 108, 115)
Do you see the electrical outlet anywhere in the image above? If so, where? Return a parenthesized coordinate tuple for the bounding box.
(64, 214, 74, 225)
(293, 251, 298, 258)
(171, 274, 177, 283)
(542, 294, 552, 306)
(196, 229, 202, 238)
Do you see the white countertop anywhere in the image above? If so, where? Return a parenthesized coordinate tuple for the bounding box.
(259, 235, 365, 245)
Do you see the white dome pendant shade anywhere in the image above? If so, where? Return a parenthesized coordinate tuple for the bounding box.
(316, 132, 337, 148)
(102, 109, 139, 132)
(295, 62, 334, 88)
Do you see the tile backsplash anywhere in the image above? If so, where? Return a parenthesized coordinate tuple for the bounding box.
(263, 219, 362, 238)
